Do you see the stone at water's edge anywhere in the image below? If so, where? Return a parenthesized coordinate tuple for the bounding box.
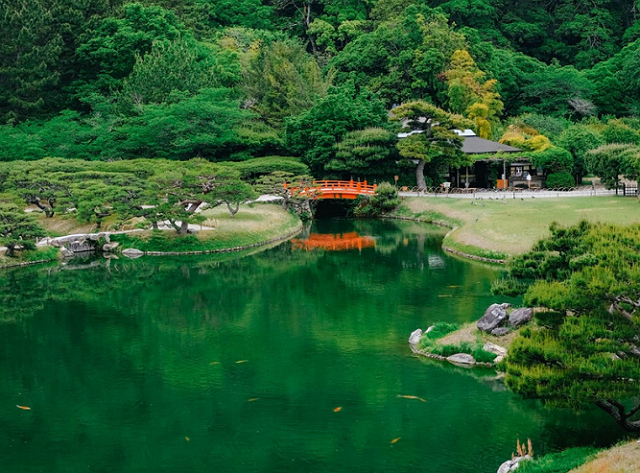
(497, 455, 531, 473)
(409, 329, 423, 345)
(102, 242, 119, 252)
(446, 353, 475, 365)
(60, 247, 74, 258)
(509, 308, 533, 328)
(477, 303, 510, 332)
(122, 248, 144, 258)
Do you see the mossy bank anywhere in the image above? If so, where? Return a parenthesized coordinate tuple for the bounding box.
(391, 196, 640, 262)
(1, 204, 302, 268)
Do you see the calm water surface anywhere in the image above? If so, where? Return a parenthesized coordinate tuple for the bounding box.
(0, 219, 623, 473)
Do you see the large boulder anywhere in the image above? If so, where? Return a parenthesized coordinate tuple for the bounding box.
(408, 329, 423, 345)
(477, 303, 510, 332)
(509, 308, 533, 328)
(446, 353, 475, 365)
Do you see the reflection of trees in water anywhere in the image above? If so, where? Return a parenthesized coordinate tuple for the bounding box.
(0, 221, 623, 472)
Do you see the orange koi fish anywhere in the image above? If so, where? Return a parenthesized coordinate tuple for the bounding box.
(390, 437, 401, 444)
(16, 405, 31, 410)
(397, 395, 427, 403)
(333, 406, 342, 412)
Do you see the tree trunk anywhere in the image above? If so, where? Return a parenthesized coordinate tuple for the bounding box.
(168, 219, 180, 233)
(179, 220, 189, 235)
(5, 243, 16, 257)
(226, 201, 239, 218)
(29, 196, 54, 218)
(595, 399, 640, 431)
(415, 159, 427, 190)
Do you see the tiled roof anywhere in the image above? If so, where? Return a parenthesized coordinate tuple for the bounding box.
(461, 137, 521, 154)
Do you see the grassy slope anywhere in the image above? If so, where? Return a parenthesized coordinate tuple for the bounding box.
(1, 204, 300, 266)
(568, 441, 640, 473)
(110, 203, 301, 252)
(393, 196, 640, 259)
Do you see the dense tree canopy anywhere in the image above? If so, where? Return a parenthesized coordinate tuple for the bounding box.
(1, 0, 640, 186)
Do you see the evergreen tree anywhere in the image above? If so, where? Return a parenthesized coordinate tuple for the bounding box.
(499, 222, 640, 431)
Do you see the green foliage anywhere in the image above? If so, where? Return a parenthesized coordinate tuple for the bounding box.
(491, 278, 529, 298)
(240, 37, 327, 125)
(586, 143, 640, 189)
(285, 82, 388, 177)
(329, 5, 466, 107)
(1, 0, 640, 181)
(74, 3, 188, 98)
(212, 178, 258, 218)
(196, 0, 274, 30)
(112, 88, 252, 160)
(520, 65, 595, 118)
(330, 128, 397, 179)
(222, 157, 309, 181)
(118, 37, 240, 111)
(0, 203, 46, 256)
(556, 125, 603, 184)
(423, 340, 496, 363)
(423, 322, 459, 340)
(392, 101, 473, 189)
(517, 447, 600, 473)
(502, 221, 640, 430)
(528, 147, 574, 176)
(353, 182, 400, 217)
(602, 119, 640, 145)
(545, 171, 574, 189)
(0, 0, 63, 123)
(444, 50, 503, 138)
(111, 231, 204, 252)
(254, 171, 314, 213)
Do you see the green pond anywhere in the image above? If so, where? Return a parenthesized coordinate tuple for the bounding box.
(0, 219, 623, 473)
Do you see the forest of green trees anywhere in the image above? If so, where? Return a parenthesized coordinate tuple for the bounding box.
(3, 0, 640, 187)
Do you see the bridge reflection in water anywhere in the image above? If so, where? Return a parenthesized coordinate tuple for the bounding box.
(291, 232, 376, 251)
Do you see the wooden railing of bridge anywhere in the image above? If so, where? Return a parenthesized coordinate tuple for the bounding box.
(284, 180, 377, 200)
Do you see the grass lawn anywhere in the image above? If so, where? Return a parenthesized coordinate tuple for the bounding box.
(109, 203, 302, 253)
(393, 196, 640, 259)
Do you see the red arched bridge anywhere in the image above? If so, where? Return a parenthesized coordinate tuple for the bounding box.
(284, 180, 377, 200)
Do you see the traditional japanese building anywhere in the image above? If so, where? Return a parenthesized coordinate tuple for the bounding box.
(450, 130, 543, 189)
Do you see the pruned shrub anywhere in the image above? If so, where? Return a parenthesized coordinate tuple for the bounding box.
(545, 171, 574, 189)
